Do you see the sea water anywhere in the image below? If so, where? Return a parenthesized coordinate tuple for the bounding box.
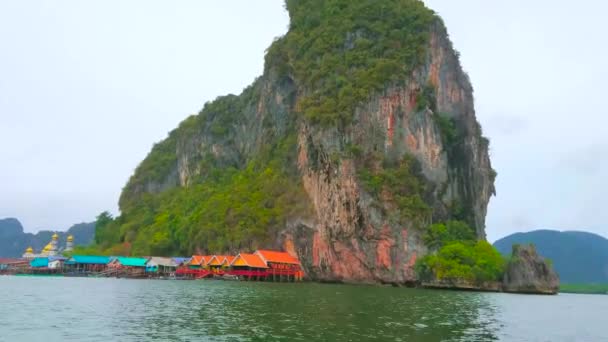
(0, 276, 605, 341)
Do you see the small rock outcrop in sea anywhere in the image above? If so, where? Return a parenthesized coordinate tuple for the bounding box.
(502, 244, 559, 294)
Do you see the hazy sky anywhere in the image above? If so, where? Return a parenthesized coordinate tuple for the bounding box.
(1, 1, 606, 242)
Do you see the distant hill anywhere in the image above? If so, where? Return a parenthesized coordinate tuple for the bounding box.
(0, 218, 95, 258)
(494, 230, 608, 284)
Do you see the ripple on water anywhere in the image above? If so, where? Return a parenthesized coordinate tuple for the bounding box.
(1, 277, 604, 341)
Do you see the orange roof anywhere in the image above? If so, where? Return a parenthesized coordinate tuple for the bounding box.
(201, 255, 214, 265)
(208, 255, 228, 266)
(256, 250, 300, 265)
(221, 256, 236, 265)
(190, 255, 213, 266)
(190, 255, 204, 265)
(231, 253, 268, 268)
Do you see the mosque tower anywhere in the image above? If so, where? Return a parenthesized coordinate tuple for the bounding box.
(50, 233, 59, 256)
(66, 235, 74, 252)
(23, 246, 34, 259)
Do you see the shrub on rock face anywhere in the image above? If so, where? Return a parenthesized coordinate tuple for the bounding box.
(416, 240, 505, 283)
(416, 220, 506, 284)
(423, 220, 477, 250)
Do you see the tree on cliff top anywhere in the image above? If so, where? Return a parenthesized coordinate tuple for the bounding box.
(271, 0, 436, 125)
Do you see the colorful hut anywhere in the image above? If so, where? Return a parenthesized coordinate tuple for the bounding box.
(189, 255, 213, 269)
(0, 258, 27, 273)
(109, 257, 147, 268)
(64, 255, 111, 274)
(146, 257, 178, 275)
(229, 253, 268, 280)
(108, 257, 148, 277)
(201, 256, 214, 268)
(189, 255, 204, 269)
(220, 256, 236, 270)
(207, 255, 232, 273)
(30, 257, 49, 268)
(172, 257, 190, 266)
(255, 250, 303, 281)
(175, 255, 213, 278)
(47, 256, 67, 269)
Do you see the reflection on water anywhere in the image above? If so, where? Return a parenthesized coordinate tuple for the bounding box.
(0, 277, 604, 341)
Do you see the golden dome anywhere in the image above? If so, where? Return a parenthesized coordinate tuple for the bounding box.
(25, 246, 33, 254)
(43, 242, 52, 251)
(67, 235, 74, 242)
(52, 233, 59, 240)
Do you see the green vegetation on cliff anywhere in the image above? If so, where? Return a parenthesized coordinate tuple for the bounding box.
(423, 220, 476, 250)
(94, 128, 310, 256)
(417, 240, 505, 283)
(107, 75, 307, 255)
(92, 164, 309, 256)
(269, 0, 436, 125)
(416, 221, 505, 283)
(358, 154, 431, 224)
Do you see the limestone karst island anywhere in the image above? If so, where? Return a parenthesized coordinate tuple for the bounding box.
(10, 0, 608, 340)
(0, 0, 560, 295)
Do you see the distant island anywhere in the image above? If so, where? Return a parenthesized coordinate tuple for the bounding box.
(0, 218, 95, 258)
(494, 230, 608, 294)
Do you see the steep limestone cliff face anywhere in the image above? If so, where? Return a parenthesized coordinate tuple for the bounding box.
(287, 22, 494, 284)
(115, 0, 495, 284)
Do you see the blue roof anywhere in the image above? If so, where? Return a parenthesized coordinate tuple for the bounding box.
(115, 257, 148, 267)
(65, 255, 110, 265)
(30, 257, 49, 268)
(172, 257, 190, 265)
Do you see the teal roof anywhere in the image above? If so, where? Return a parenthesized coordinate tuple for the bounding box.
(66, 255, 110, 265)
(116, 257, 148, 267)
(30, 257, 49, 268)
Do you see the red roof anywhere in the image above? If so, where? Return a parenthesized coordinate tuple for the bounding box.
(256, 250, 300, 265)
(0, 258, 26, 264)
(231, 253, 268, 268)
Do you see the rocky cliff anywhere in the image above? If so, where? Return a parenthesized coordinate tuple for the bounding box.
(502, 244, 559, 294)
(113, 0, 495, 284)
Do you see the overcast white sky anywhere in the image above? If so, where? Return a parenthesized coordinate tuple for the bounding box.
(1, 1, 606, 242)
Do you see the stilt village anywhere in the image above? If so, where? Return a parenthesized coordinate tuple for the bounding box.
(0, 234, 304, 282)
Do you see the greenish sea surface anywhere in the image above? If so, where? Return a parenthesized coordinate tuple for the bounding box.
(560, 283, 608, 294)
(0, 277, 605, 341)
